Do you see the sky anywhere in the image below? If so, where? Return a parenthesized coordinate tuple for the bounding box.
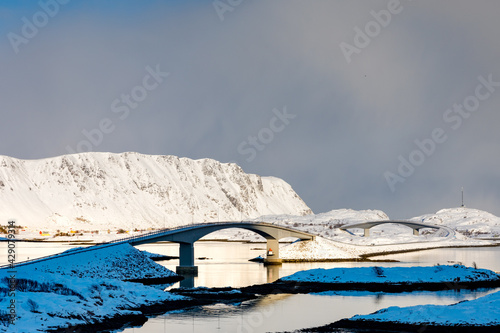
(1, 0, 499, 219)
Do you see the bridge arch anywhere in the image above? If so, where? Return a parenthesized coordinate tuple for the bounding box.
(128, 222, 315, 274)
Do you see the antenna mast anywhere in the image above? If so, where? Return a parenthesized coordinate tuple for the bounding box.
(461, 187, 464, 207)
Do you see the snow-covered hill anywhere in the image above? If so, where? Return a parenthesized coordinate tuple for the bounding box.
(411, 207, 500, 238)
(0, 152, 312, 230)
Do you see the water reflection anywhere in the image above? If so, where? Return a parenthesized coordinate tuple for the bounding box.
(266, 265, 280, 283)
(179, 264, 281, 289)
(179, 274, 195, 288)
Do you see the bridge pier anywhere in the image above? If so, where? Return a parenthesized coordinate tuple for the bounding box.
(364, 229, 370, 237)
(264, 238, 282, 265)
(413, 228, 419, 236)
(176, 242, 198, 275)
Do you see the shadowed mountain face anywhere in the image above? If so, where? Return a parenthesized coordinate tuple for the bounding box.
(0, 152, 312, 230)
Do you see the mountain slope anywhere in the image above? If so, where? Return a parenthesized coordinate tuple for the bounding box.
(0, 152, 312, 230)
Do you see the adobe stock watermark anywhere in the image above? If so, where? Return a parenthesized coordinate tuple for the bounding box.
(213, 0, 244, 21)
(237, 305, 275, 333)
(340, 0, 412, 64)
(66, 64, 169, 154)
(7, 0, 70, 54)
(384, 74, 499, 192)
(7, 220, 17, 326)
(237, 106, 296, 163)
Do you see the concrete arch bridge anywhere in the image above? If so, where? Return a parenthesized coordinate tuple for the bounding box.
(114, 222, 316, 274)
(339, 220, 449, 237)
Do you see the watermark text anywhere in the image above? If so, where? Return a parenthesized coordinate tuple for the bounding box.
(340, 0, 412, 64)
(237, 106, 296, 163)
(384, 74, 499, 192)
(7, 0, 71, 54)
(7, 220, 17, 326)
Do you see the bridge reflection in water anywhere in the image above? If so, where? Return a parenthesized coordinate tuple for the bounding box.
(179, 264, 281, 288)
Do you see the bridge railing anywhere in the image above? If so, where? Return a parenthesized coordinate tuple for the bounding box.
(102, 220, 307, 245)
(104, 222, 215, 244)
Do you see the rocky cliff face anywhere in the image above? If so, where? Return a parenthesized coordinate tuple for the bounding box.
(0, 152, 312, 230)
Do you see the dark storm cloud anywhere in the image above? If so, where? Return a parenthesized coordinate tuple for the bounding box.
(1, 0, 500, 219)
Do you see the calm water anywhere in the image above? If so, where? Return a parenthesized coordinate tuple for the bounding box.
(2, 241, 499, 332)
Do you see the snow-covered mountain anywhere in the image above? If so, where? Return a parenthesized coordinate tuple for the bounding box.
(0, 152, 312, 230)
